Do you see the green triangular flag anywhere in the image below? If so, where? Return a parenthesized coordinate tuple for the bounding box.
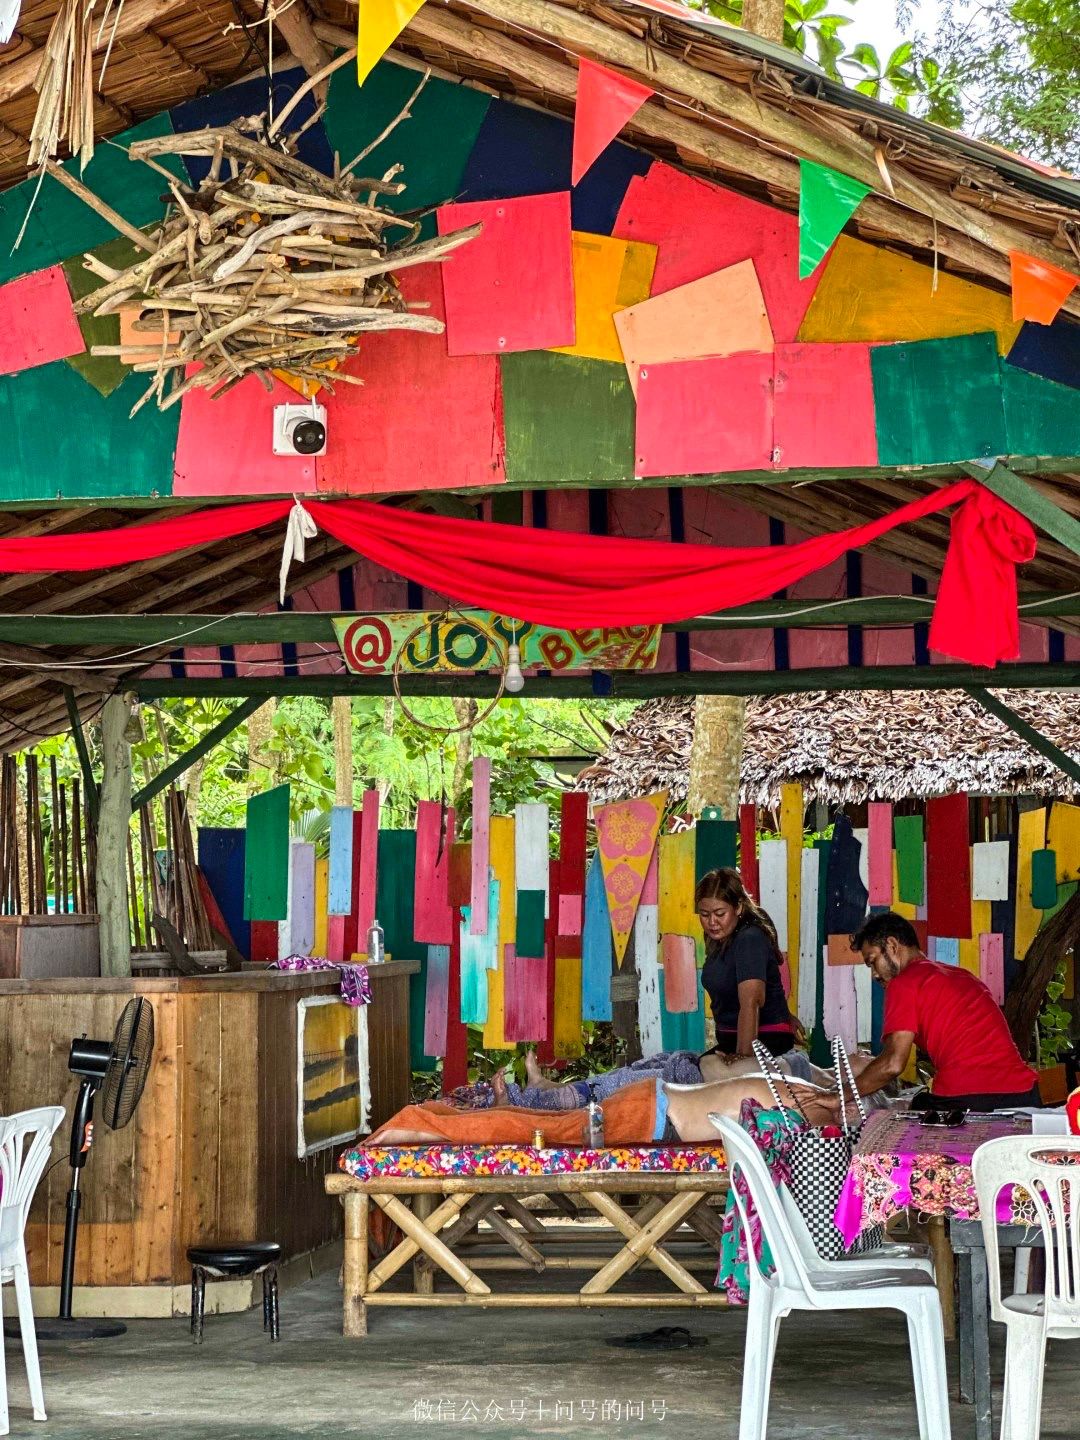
(798, 159, 871, 279)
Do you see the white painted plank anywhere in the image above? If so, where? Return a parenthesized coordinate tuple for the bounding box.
(797, 846, 820, 1029)
(634, 903, 663, 1058)
(758, 838, 788, 953)
(972, 840, 1010, 901)
(514, 803, 550, 912)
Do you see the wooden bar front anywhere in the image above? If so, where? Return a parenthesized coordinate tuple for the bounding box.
(0, 963, 417, 1309)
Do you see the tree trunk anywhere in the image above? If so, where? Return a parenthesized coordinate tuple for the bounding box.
(332, 695, 353, 807)
(184, 756, 207, 833)
(743, 0, 785, 43)
(247, 699, 278, 795)
(1004, 889, 1080, 1061)
(451, 699, 477, 811)
(686, 695, 745, 821)
(97, 693, 133, 977)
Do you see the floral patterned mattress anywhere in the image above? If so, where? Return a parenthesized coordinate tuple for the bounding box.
(339, 1143, 729, 1182)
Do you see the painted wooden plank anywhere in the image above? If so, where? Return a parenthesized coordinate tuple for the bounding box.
(469, 755, 491, 934)
(979, 933, 1005, 1005)
(327, 915, 347, 964)
(502, 351, 635, 487)
(61, 236, 138, 398)
(822, 961, 857, 1053)
(249, 919, 278, 964)
(313, 857, 329, 958)
(780, 783, 803, 998)
(442, 921, 468, 1093)
(870, 332, 1007, 468)
(327, 805, 354, 915)
(459, 906, 490, 1026)
(515, 803, 550, 906)
(559, 790, 588, 907)
(350, 790, 378, 947)
(581, 853, 613, 1022)
(504, 945, 549, 1043)
(174, 369, 317, 497)
(424, 944, 451, 1057)
(437, 192, 574, 355)
(867, 802, 894, 906)
(413, 801, 456, 945)
(279, 840, 316, 957)
(515, 889, 546, 958)
(1001, 364, 1080, 458)
(739, 804, 759, 900)
(936, 938, 960, 967)
(634, 902, 662, 1057)
(635, 352, 773, 478)
(972, 840, 1010, 901)
(449, 841, 472, 909)
(1031, 849, 1060, 911)
(891, 851, 917, 922)
(797, 846, 820, 1029)
(826, 934, 859, 966)
(758, 839, 789, 954)
(553, 955, 584, 1059)
(243, 784, 290, 921)
(662, 933, 699, 1013)
(537, 857, 560, 1060)
(0, 266, 84, 376)
(696, 812, 737, 879)
(483, 817, 515, 1047)
(641, 842, 659, 906)
(558, 892, 583, 936)
(551, 231, 657, 364)
(855, 957, 873, 1045)
(658, 831, 699, 938)
(1047, 802, 1080, 885)
(773, 342, 878, 469)
(660, 969, 707, 1052)
(375, 828, 432, 1069)
(197, 827, 249, 960)
(894, 815, 925, 905)
(926, 795, 972, 938)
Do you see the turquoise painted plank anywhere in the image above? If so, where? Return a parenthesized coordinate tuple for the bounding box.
(328, 806, 354, 915)
(581, 854, 613, 1022)
(660, 970, 706, 1052)
(871, 332, 1007, 466)
(1001, 363, 1080, 456)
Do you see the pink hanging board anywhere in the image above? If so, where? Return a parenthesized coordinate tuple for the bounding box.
(355, 790, 380, 941)
(661, 933, 698, 1013)
(327, 914, 348, 964)
(979, 933, 1005, 1005)
(0, 266, 84, 375)
(866, 802, 894, 906)
(469, 755, 492, 935)
(772, 343, 878, 469)
(174, 367, 317, 496)
(414, 802, 456, 945)
(635, 352, 773, 478)
(503, 944, 549, 1043)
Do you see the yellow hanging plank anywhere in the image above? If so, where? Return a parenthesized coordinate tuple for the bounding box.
(1015, 807, 1047, 961)
(892, 852, 917, 921)
(483, 815, 515, 1049)
(658, 831, 700, 941)
(551, 232, 657, 364)
(962, 864, 993, 973)
(799, 235, 1022, 354)
(780, 783, 803, 999)
(553, 956, 583, 1059)
(313, 856, 329, 958)
(1047, 801, 1080, 884)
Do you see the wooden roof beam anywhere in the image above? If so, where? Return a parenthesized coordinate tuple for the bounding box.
(272, 0, 333, 97)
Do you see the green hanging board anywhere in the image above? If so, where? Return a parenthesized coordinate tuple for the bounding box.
(502, 353, 636, 486)
(810, 837, 831, 1067)
(660, 970, 706, 1053)
(515, 889, 546, 959)
(798, 159, 870, 279)
(1041, 879, 1077, 929)
(893, 815, 925, 905)
(375, 829, 433, 1072)
(696, 815, 738, 880)
(1001, 364, 1080, 457)
(871, 332, 1007, 467)
(1031, 849, 1059, 911)
(243, 784, 290, 921)
(61, 235, 142, 398)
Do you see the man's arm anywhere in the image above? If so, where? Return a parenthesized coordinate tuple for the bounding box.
(853, 1031, 914, 1097)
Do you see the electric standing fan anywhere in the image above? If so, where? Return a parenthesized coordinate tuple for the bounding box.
(10, 997, 156, 1341)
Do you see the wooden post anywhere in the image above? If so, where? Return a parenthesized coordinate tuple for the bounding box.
(332, 695, 353, 807)
(686, 696, 745, 822)
(743, 0, 785, 44)
(342, 1190, 369, 1337)
(97, 692, 133, 978)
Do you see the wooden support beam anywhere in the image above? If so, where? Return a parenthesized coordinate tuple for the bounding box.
(272, 0, 333, 96)
(963, 686, 1080, 787)
(96, 692, 132, 977)
(967, 460, 1080, 560)
(130, 696, 266, 810)
(63, 685, 99, 825)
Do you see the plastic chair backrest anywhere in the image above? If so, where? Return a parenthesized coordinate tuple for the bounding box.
(713, 1115, 811, 1293)
(972, 1135, 1080, 1327)
(0, 1107, 65, 1254)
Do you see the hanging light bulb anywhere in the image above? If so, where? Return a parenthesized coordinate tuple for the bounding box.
(504, 641, 525, 694)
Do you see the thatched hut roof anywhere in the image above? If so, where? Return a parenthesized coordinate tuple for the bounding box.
(577, 691, 1080, 807)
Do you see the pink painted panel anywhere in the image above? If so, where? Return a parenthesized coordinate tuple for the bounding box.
(356, 788, 380, 941)
(173, 368, 316, 495)
(470, 756, 491, 936)
(289, 573, 341, 611)
(437, 192, 575, 354)
(557, 892, 583, 936)
(424, 944, 451, 1057)
(867, 802, 894, 906)
(784, 550, 848, 670)
(316, 264, 504, 495)
(503, 944, 549, 1043)
(612, 162, 821, 341)
(682, 493, 774, 671)
(662, 933, 698, 1013)
(860, 551, 917, 667)
(635, 353, 773, 478)
(327, 914, 348, 963)
(543, 491, 590, 531)
(979, 932, 1005, 1005)
(414, 801, 456, 945)
(232, 644, 284, 677)
(773, 343, 878, 469)
(0, 266, 84, 374)
(1018, 622, 1049, 662)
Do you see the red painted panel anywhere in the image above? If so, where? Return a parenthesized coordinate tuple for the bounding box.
(414, 801, 456, 945)
(173, 368, 316, 496)
(773, 343, 878, 469)
(503, 945, 549, 1043)
(926, 794, 972, 938)
(249, 919, 278, 964)
(559, 792, 588, 906)
(0, 266, 84, 374)
(740, 805, 759, 900)
(634, 353, 773, 478)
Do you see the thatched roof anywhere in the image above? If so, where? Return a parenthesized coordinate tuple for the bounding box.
(577, 691, 1080, 806)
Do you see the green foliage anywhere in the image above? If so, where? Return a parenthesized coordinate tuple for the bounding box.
(1037, 958, 1074, 1065)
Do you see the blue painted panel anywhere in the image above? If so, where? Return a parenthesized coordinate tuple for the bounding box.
(198, 826, 249, 959)
(581, 854, 613, 1021)
(171, 68, 334, 181)
(1006, 321, 1080, 392)
(328, 805, 354, 915)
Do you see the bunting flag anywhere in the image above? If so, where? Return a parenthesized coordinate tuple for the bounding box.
(572, 57, 654, 186)
(798, 159, 871, 280)
(594, 791, 667, 965)
(356, 0, 427, 85)
(1009, 250, 1079, 326)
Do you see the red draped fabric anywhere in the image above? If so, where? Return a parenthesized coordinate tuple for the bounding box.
(0, 481, 1035, 668)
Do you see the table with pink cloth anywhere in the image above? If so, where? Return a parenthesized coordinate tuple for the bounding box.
(835, 1109, 1035, 1246)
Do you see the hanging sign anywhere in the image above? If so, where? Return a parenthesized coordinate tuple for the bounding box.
(332, 610, 661, 674)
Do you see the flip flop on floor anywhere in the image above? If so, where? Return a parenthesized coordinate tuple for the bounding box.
(605, 1326, 708, 1350)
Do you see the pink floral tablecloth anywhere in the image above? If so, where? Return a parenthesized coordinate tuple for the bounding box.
(835, 1109, 1036, 1245)
(339, 1142, 728, 1181)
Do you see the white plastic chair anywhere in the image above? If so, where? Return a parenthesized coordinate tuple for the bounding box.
(0, 1107, 66, 1436)
(713, 1115, 951, 1440)
(971, 1135, 1080, 1440)
(778, 1186, 935, 1277)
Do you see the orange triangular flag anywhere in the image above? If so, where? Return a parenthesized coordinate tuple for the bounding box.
(594, 790, 667, 965)
(1009, 250, 1079, 325)
(572, 58, 654, 187)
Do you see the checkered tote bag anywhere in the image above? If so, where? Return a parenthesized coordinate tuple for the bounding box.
(752, 1036, 885, 1261)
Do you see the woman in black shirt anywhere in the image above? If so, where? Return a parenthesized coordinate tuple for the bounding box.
(697, 867, 795, 1058)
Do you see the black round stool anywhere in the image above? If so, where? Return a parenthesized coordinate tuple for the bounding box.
(187, 1242, 282, 1343)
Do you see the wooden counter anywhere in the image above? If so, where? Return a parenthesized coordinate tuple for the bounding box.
(0, 963, 417, 1314)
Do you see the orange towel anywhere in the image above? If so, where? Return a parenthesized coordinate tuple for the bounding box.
(369, 1077, 661, 1147)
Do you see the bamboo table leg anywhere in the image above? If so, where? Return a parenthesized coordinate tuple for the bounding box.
(580, 1191, 707, 1296)
(341, 1191, 369, 1339)
(367, 1193, 471, 1293)
(372, 1192, 491, 1296)
(928, 1217, 957, 1341)
(413, 1194, 436, 1295)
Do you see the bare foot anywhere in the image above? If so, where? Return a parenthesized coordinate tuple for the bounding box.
(524, 1048, 544, 1086)
(491, 1068, 510, 1106)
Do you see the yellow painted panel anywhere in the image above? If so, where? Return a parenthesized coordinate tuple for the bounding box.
(313, 857, 329, 958)
(1015, 807, 1047, 961)
(799, 235, 1023, 354)
(483, 816, 515, 1048)
(966, 890, 993, 970)
(780, 783, 803, 999)
(658, 831, 700, 941)
(892, 852, 917, 921)
(551, 232, 657, 364)
(1047, 801, 1080, 884)
(553, 956, 583, 1059)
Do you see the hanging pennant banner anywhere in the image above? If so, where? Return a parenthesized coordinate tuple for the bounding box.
(594, 791, 667, 965)
(572, 57, 654, 186)
(333, 610, 661, 674)
(798, 159, 871, 280)
(357, 0, 427, 85)
(1009, 250, 1079, 325)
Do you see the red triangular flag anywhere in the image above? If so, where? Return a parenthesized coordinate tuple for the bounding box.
(1009, 249, 1079, 325)
(572, 57, 654, 186)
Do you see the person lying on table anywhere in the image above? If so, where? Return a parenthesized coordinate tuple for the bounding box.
(696, 867, 799, 1060)
(849, 911, 1040, 1112)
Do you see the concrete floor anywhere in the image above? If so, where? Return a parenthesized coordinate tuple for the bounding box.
(3, 1265, 1078, 1439)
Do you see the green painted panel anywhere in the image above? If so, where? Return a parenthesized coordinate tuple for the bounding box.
(1041, 878, 1077, 928)
(871, 332, 1007, 466)
(502, 353, 635, 485)
(1031, 849, 1059, 911)
(323, 63, 491, 240)
(1002, 364, 1080, 456)
(695, 815, 737, 880)
(376, 828, 433, 1071)
(61, 236, 142, 398)
(893, 815, 925, 905)
(0, 115, 184, 286)
(0, 360, 178, 500)
(244, 784, 290, 920)
(659, 970, 706, 1053)
(515, 889, 546, 958)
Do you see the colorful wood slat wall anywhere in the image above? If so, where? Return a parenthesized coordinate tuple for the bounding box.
(197, 827, 249, 960)
(867, 803, 894, 906)
(661, 933, 698, 1013)
(413, 801, 456, 945)
(484, 817, 516, 1047)
(327, 805, 353, 915)
(780, 783, 803, 995)
(356, 789, 380, 944)
(739, 805, 759, 900)
(553, 956, 584, 1059)
(1047, 802, 1080, 884)
(797, 846, 820, 1028)
(1015, 806, 1048, 960)
(375, 829, 431, 1071)
(313, 857, 329, 958)
(470, 756, 491, 935)
(243, 785, 290, 922)
(424, 944, 451, 1056)
(635, 901, 663, 1056)
(278, 841, 316, 957)
(757, 839, 789, 953)
(972, 840, 1010, 901)
(503, 945, 549, 1043)
(658, 831, 698, 939)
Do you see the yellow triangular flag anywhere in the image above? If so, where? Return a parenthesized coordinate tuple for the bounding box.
(357, 0, 427, 85)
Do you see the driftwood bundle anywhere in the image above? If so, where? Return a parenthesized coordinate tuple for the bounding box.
(69, 102, 479, 411)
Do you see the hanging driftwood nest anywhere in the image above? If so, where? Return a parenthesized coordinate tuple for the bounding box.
(67, 88, 479, 412)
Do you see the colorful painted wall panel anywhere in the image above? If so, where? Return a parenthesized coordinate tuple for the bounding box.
(635, 353, 773, 477)
(173, 368, 318, 496)
(0, 266, 84, 376)
(772, 342, 878, 469)
(173, 67, 334, 182)
(1000, 364, 1080, 456)
(552, 232, 657, 364)
(871, 332, 1008, 466)
(502, 352, 635, 485)
(1006, 322, 1080, 392)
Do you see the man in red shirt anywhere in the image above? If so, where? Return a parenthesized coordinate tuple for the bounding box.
(850, 912, 1040, 1110)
